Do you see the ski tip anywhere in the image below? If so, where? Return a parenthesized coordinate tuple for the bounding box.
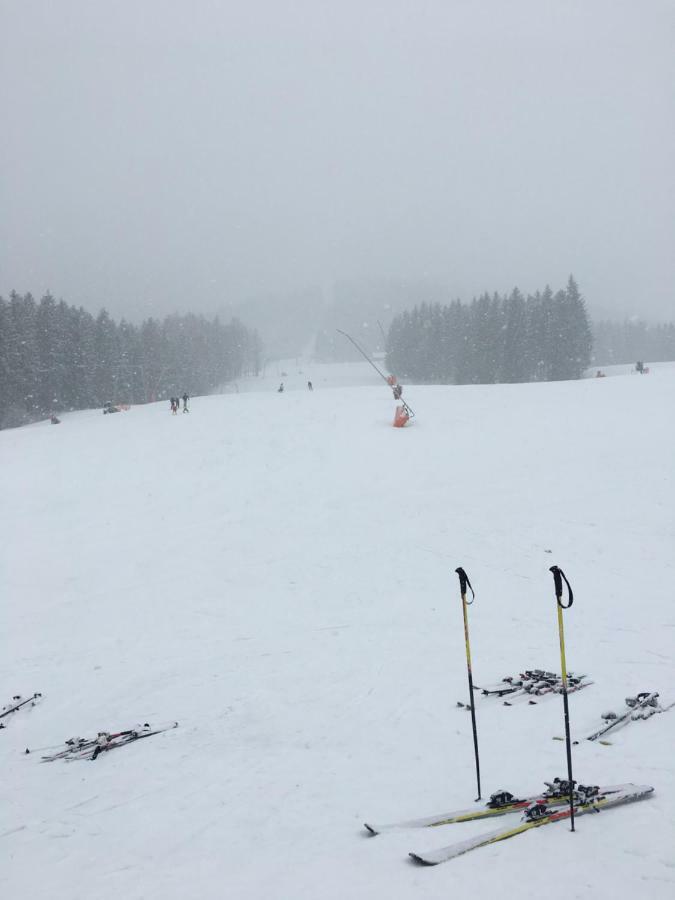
(409, 852, 436, 866)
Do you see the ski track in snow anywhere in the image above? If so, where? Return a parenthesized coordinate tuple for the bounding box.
(1, 360, 674, 899)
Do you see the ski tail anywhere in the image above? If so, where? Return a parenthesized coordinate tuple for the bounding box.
(410, 818, 533, 864)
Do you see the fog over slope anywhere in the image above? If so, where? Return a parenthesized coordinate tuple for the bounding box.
(2, 1, 673, 324)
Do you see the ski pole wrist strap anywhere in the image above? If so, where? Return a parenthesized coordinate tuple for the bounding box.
(455, 567, 475, 604)
(549, 565, 573, 608)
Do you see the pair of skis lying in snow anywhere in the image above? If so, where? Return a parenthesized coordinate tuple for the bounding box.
(365, 780, 654, 865)
(0, 693, 42, 728)
(553, 691, 674, 745)
(27, 721, 178, 761)
(457, 670, 591, 708)
(2, 692, 178, 760)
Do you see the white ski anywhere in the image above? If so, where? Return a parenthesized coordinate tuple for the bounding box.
(409, 784, 653, 865)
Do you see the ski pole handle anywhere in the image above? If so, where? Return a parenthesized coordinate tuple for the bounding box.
(455, 567, 475, 604)
(549, 565, 573, 609)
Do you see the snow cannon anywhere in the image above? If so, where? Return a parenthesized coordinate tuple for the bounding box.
(393, 405, 410, 427)
(335, 329, 416, 427)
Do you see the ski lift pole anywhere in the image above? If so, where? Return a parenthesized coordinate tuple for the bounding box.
(336, 329, 391, 385)
(455, 567, 481, 800)
(336, 329, 416, 418)
(550, 565, 576, 832)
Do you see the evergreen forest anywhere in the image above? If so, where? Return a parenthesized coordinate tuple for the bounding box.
(0, 292, 261, 428)
(385, 277, 593, 384)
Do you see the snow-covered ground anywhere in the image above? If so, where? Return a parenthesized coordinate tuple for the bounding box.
(1, 363, 674, 899)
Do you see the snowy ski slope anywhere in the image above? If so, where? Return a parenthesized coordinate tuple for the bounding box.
(1, 363, 674, 899)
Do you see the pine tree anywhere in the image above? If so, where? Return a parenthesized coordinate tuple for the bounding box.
(35, 293, 69, 414)
(545, 278, 592, 381)
(8, 292, 40, 424)
(501, 288, 529, 382)
(0, 297, 14, 426)
(468, 294, 501, 384)
(562, 275, 592, 378)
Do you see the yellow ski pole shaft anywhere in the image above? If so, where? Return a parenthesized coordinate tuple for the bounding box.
(550, 565, 575, 832)
(455, 567, 481, 801)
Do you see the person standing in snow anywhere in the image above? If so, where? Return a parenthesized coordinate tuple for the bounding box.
(307, 381, 313, 391)
(182, 393, 189, 413)
(278, 383, 284, 393)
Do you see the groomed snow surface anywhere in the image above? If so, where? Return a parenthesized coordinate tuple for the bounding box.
(2, 361, 674, 899)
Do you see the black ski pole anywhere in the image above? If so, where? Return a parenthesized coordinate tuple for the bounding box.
(455, 567, 481, 800)
(550, 565, 576, 832)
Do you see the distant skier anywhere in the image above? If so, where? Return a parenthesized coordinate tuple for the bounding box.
(182, 393, 189, 413)
(170, 397, 178, 415)
(278, 383, 284, 393)
(50, 414, 61, 425)
(392, 384, 403, 400)
(307, 381, 313, 391)
(636, 361, 644, 374)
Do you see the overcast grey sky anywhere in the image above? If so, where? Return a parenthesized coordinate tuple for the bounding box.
(1, 0, 674, 322)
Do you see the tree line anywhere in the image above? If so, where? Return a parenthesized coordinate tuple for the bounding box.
(385, 277, 593, 384)
(0, 291, 261, 429)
